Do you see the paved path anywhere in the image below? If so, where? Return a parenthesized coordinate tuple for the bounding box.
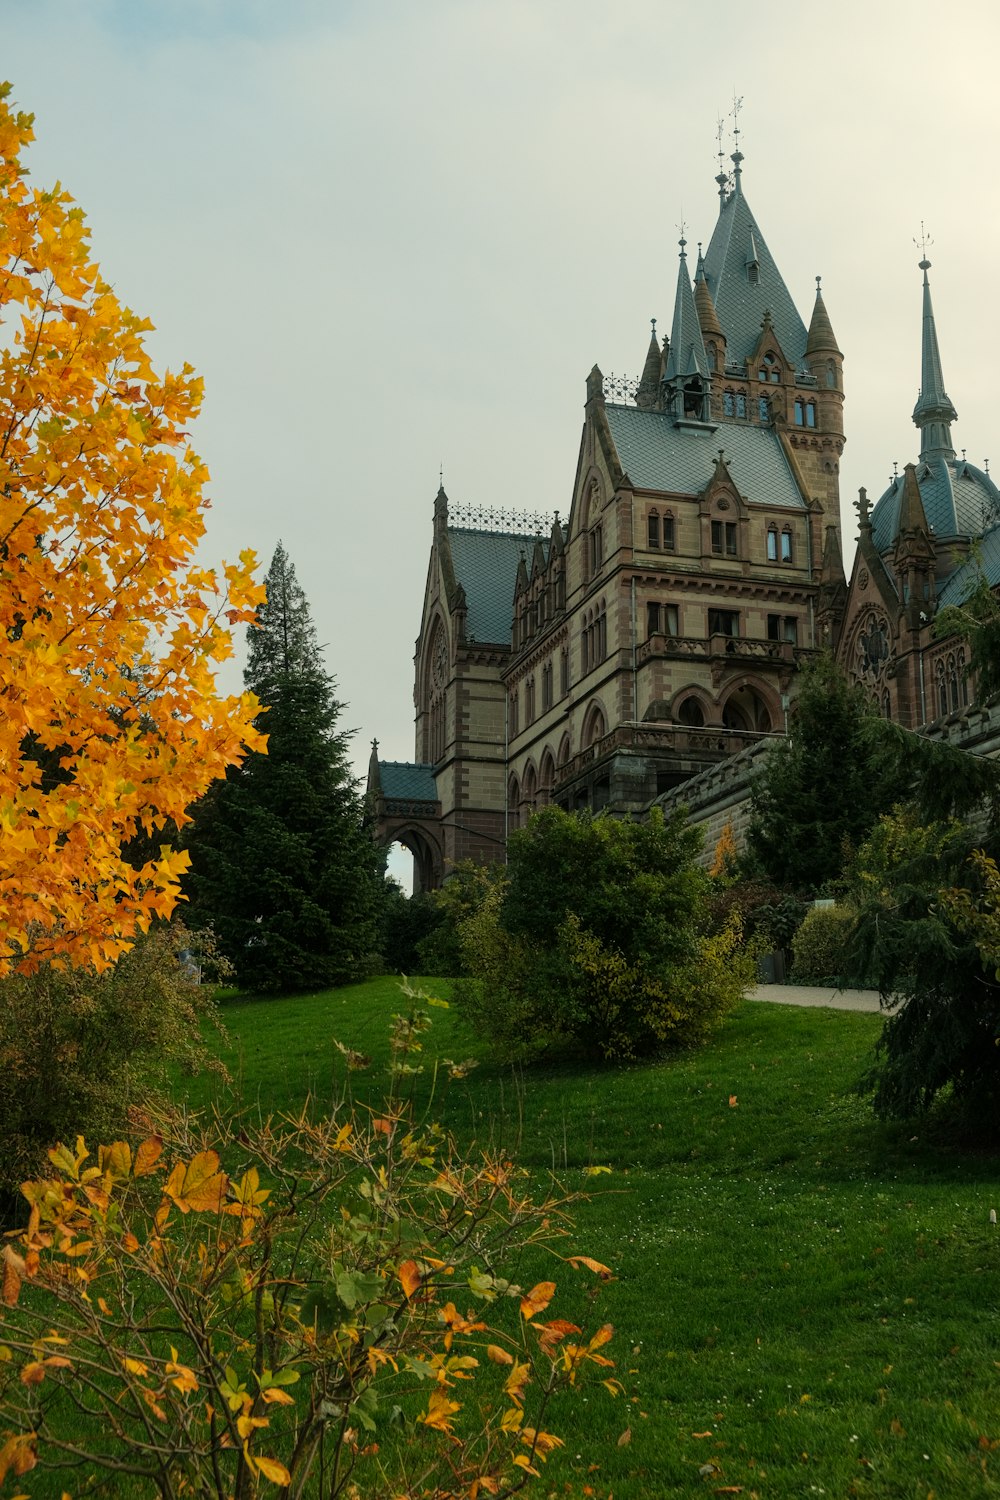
(749, 983, 884, 1012)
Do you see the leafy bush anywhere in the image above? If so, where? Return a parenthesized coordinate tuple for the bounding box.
(413, 861, 506, 977)
(789, 904, 857, 983)
(379, 883, 443, 973)
(455, 807, 752, 1063)
(844, 809, 1000, 1133)
(0, 991, 617, 1497)
(0, 924, 227, 1207)
(707, 879, 808, 956)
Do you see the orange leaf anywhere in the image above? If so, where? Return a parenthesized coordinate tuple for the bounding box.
(254, 1454, 291, 1484)
(729, 1095, 738, 1108)
(567, 1255, 614, 1280)
(520, 1280, 556, 1319)
(398, 1260, 421, 1299)
(133, 1138, 163, 1177)
(588, 1323, 614, 1351)
(692, 1430, 713, 1439)
(262, 1387, 296, 1405)
(487, 1344, 514, 1365)
(20, 1363, 46, 1386)
(0, 1433, 37, 1483)
(535, 1318, 580, 1354)
(617, 1427, 632, 1447)
(1, 1245, 25, 1306)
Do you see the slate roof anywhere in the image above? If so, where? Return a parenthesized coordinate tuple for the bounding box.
(870, 457, 1000, 552)
(604, 404, 805, 510)
(378, 761, 438, 802)
(937, 523, 1000, 606)
(448, 527, 537, 643)
(702, 180, 808, 370)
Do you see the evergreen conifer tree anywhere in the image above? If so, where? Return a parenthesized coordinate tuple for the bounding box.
(746, 654, 911, 895)
(184, 543, 382, 993)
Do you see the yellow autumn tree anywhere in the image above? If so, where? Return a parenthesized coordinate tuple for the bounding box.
(0, 84, 264, 974)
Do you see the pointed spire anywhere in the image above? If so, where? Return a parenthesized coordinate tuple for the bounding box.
(636, 317, 664, 409)
(693, 245, 724, 341)
(805, 275, 841, 357)
(912, 256, 957, 459)
(897, 462, 932, 539)
(731, 148, 744, 196)
(820, 524, 847, 588)
(664, 238, 710, 386)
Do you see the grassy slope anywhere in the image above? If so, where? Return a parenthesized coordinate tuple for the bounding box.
(179, 979, 1000, 1500)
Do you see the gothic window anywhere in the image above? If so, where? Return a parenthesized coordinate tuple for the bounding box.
(948, 653, 959, 712)
(707, 340, 719, 372)
(647, 511, 660, 548)
(724, 389, 735, 417)
(935, 659, 947, 717)
(805, 401, 817, 428)
(559, 647, 569, 697)
(683, 377, 705, 418)
(766, 525, 778, 561)
(781, 527, 793, 562)
(758, 394, 770, 423)
(646, 601, 660, 638)
(509, 688, 519, 738)
(794, 398, 805, 426)
(507, 774, 521, 830)
(958, 648, 969, 706)
(826, 360, 837, 389)
(766, 614, 797, 644)
(736, 393, 747, 418)
(708, 608, 739, 638)
(542, 660, 553, 712)
(882, 690, 891, 718)
(589, 524, 603, 575)
(677, 696, 705, 727)
(525, 676, 536, 723)
(596, 600, 607, 662)
(663, 513, 675, 550)
(712, 519, 738, 557)
(758, 354, 780, 383)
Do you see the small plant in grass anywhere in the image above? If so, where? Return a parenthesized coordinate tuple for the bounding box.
(0, 986, 618, 1498)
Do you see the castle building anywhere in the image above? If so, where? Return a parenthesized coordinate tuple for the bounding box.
(368, 149, 852, 890)
(835, 255, 1000, 721)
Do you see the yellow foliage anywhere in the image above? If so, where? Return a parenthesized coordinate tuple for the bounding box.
(0, 84, 264, 974)
(710, 820, 738, 879)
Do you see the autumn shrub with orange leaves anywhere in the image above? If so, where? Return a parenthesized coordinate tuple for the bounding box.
(0, 991, 618, 1498)
(0, 82, 264, 975)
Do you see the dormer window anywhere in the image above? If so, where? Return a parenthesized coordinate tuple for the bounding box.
(747, 261, 760, 286)
(758, 354, 780, 383)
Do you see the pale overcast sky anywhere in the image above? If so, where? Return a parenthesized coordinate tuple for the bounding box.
(5, 1, 1000, 811)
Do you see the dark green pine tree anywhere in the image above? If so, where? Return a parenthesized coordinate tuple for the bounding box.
(184, 542, 382, 993)
(745, 653, 912, 896)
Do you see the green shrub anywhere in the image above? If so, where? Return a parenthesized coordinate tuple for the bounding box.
(454, 807, 753, 1063)
(789, 904, 857, 983)
(0, 924, 228, 1207)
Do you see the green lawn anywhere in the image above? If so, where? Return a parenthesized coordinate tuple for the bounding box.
(175, 978, 1000, 1500)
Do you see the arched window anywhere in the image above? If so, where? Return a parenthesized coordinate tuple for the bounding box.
(663, 511, 675, 550)
(882, 690, 891, 719)
(758, 353, 780, 383)
(724, 389, 735, 417)
(805, 401, 817, 428)
(766, 526, 778, 562)
(958, 648, 969, 707)
(781, 528, 793, 563)
(509, 688, 519, 739)
(525, 676, 536, 723)
(935, 659, 947, 717)
(559, 647, 569, 697)
(647, 511, 660, 548)
(948, 653, 960, 712)
(507, 774, 521, 830)
(758, 395, 769, 423)
(677, 696, 705, 727)
(707, 341, 718, 372)
(736, 392, 747, 418)
(794, 398, 805, 426)
(581, 613, 590, 674)
(826, 361, 837, 389)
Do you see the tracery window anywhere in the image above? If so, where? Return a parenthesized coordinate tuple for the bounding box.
(781, 527, 793, 562)
(758, 354, 781, 383)
(766, 525, 778, 561)
(647, 511, 660, 548)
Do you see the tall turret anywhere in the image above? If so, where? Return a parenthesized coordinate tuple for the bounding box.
(663, 238, 710, 422)
(912, 257, 958, 461)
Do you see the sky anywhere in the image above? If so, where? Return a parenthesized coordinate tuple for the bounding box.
(5, 0, 1000, 877)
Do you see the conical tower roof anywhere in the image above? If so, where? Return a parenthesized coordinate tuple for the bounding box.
(702, 152, 808, 367)
(805, 277, 841, 357)
(912, 257, 957, 459)
(693, 245, 724, 341)
(664, 238, 709, 383)
(636, 319, 664, 409)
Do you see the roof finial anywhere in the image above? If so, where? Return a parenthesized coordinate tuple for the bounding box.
(651, 316, 657, 336)
(730, 92, 744, 190)
(815, 274, 822, 294)
(893, 460, 898, 477)
(715, 114, 729, 200)
(914, 220, 932, 272)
